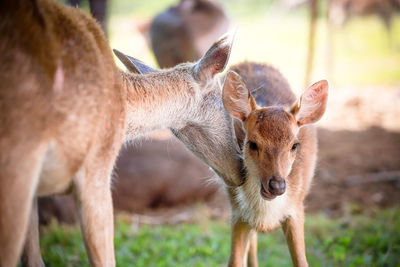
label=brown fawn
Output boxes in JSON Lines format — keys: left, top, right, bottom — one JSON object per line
{"left": 120, "top": 59, "right": 328, "bottom": 266}
{"left": 0, "top": 0, "right": 243, "bottom": 266}
{"left": 222, "top": 62, "right": 328, "bottom": 267}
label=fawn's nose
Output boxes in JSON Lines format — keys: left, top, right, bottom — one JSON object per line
{"left": 268, "top": 176, "right": 286, "bottom": 196}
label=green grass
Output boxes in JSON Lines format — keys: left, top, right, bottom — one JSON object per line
{"left": 39, "top": 207, "right": 400, "bottom": 266}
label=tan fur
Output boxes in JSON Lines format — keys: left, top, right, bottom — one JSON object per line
{"left": 222, "top": 62, "right": 328, "bottom": 267}
{"left": 0, "top": 1, "right": 239, "bottom": 266}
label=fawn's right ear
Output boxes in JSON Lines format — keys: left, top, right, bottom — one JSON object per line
{"left": 222, "top": 71, "right": 257, "bottom": 121}
{"left": 113, "top": 49, "right": 158, "bottom": 74}
{"left": 290, "top": 80, "right": 328, "bottom": 127}
{"left": 194, "top": 31, "right": 234, "bottom": 80}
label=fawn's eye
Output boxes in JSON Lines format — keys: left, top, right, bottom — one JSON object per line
{"left": 248, "top": 141, "right": 258, "bottom": 151}
{"left": 291, "top": 142, "right": 300, "bottom": 152}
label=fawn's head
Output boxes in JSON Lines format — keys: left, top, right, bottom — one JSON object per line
{"left": 223, "top": 71, "right": 328, "bottom": 199}
{"left": 114, "top": 33, "right": 245, "bottom": 187}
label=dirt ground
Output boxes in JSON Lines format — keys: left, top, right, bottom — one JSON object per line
{"left": 39, "top": 86, "right": 400, "bottom": 223}
{"left": 306, "top": 86, "right": 400, "bottom": 215}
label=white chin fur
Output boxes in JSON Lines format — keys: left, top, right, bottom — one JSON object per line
{"left": 233, "top": 181, "right": 295, "bottom": 232}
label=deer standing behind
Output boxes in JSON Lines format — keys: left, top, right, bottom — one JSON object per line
{"left": 150, "top": 0, "right": 230, "bottom": 68}
{"left": 0, "top": 0, "right": 242, "bottom": 265}
{"left": 222, "top": 62, "right": 328, "bottom": 266}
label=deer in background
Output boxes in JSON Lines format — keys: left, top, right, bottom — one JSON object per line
{"left": 0, "top": 0, "right": 242, "bottom": 265}
{"left": 126, "top": 57, "right": 328, "bottom": 266}
{"left": 149, "top": 0, "right": 230, "bottom": 68}
{"left": 305, "top": 0, "right": 400, "bottom": 85}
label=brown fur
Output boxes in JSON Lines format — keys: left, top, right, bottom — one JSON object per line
{"left": 222, "top": 62, "right": 328, "bottom": 267}
{"left": 0, "top": 1, "right": 239, "bottom": 266}
{"left": 150, "top": 0, "right": 230, "bottom": 68}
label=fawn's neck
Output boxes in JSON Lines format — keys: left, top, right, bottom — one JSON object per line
{"left": 121, "top": 71, "right": 195, "bottom": 140}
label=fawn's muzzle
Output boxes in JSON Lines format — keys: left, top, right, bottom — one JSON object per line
{"left": 268, "top": 177, "right": 286, "bottom": 196}
{"left": 260, "top": 176, "right": 286, "bottom": 199}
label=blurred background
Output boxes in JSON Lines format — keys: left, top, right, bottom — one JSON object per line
{"left": 40, "top": 0, "right": 400, "bottom": 266}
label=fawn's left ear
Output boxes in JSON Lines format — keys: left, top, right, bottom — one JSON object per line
{"left": 290, "top": 80, "right": 329, "bottom": 126}
{"left": 113, "top": 49, "right": 158, "bottom": 74}
{"left": 222, "top": 71, "right": 257, "bottom": 121}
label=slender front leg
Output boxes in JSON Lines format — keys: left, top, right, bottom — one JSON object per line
{"left": 246, "top": 231, "right": 258, "bottom": 267}
{"left": 228, "top": 218, "right": 253, "bottom": 267}
{"left": 74, "top": 167, "right": 115, "bottom": 267}
{"left": 21, "top": 198, "right": 45, "bottom": 267}
{"left": 0, "top": 142, "right": 47, "bottom": 267}
{"left": 281, "top": 209, "right": 308, "bottom": 267}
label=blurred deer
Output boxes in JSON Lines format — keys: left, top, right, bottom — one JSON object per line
{"left": 328, "top": 0, "right": 400, "bottom": 30}
{"left": 149, "top": 0, "right": 230, "bottom": 68}
{"left": 305, "top": 0, "right": 400, "bottom": 85}
{"left": 128, "top": 58, "right": 328, "bottom": 266}
{"left": 0, "top": 0, "right": 242, "bottom": 265}
{"left": 68, "top": 0, "right": 108, "bottom": 35}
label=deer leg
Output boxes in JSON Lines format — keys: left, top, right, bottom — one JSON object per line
{"left": 246, "top": 230, "right": 258, "bottom": 267}
{"left": 228, "top": 218, "right": 253, "bottom": 267}
{"left": 281, "top": 210, "right": 308, "bottom": 267}
{"left": 21, "top": 198, "right": 45, "bottom": 267}
{"left": 0, "top": 142, "right": 47, "bottom": 267}
{"left": 73, "top": 164, "right": 115, "bottom": 267}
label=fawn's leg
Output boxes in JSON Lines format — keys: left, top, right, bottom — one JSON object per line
{"left": 281, "top": 209, "right": 308, "bottom": 267}
{"left": 21, "top": 198, "right": 45, "bottom": 267}
{"left": 246, "top": 231, "right": 258, "bottom": 267}
{"left": 0, "top": 142, "right": 47, "bottom": 267}
{"left": 228, "top": 218, "right": 253, "bottom": 267}
{"left": 73, "top": 163, "right": 115, "bottom": 267}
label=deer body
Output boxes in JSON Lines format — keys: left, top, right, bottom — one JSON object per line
{"left": 0, "top": 0, "right": 241, "bottom": 266}
{"left": 221, "top": 62, "right": 328, "bottom": 267}
{"left": 228, "top": 62, "right": 316, "bottom": 231}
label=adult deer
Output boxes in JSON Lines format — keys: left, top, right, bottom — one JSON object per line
{"left": 0, "top": 0, "right": 241, "bottom": 265}
{"left": 125, "top": 58, "right": 328, "bottom": 266}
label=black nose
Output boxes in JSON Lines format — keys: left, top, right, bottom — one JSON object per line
{"left": 268, "top": 177, "right": 286, "bottom": 196}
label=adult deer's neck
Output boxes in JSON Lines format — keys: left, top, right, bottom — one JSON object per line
{"left": 120, "top": 71, "right": 194, "bottom": 140}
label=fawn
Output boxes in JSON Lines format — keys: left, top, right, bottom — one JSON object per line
{"left": 221, "top": 62, "right": 328, "bottom": 266}
{"left": 0, "top": 0, "right": 242, "bottom": 265}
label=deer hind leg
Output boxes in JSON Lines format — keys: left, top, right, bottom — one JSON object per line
{"left": 21, "top": 198, "right": 45, "bottom": 267}
{"left": 281, "top": 209, "right": 308, "bottom": 267}
{"left": 228, "top": 218, "right": 253, "bottom": 267}
{"left": 0, "top": 141, "right": 47, "bottom": 267}
{"left": 73, "top": 158, "right": 116, "bottom": 267}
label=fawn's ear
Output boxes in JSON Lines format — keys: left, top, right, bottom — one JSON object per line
{"left": 113, "top": 49, "right": 158, "bottom": 74}
{"left": 194, "top": 31, "right": 234, "bottom": 80}
{"left": 290, "top": 80, "right": 328, "bottom": 126}
{"left": 222, "top": 71, "right": 257, "bottom": 121}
